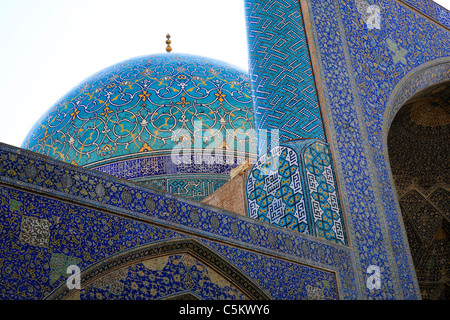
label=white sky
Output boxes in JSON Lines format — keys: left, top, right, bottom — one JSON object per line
{"left": 0, "top": 0, "right": 449, "bottom": 148}
{"left": 0, "top": 0, "right": 249, "bottom": 147}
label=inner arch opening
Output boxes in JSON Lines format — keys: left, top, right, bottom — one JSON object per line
{"left": 388, "top": 81, "right": 450, "bottom": 300}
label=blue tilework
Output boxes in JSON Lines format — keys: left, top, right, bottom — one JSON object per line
{"left": 0, "top": 184, "right": 185, "bottom": 299}
{"left": 79, "top": 254, "right": 249, "bottom": 300}
{"left": 401, "top": 0, "right": 437, "bottom": 18}
{"left": 0, "top": 143, "right": 358, "bottom": 299}
{"left": 246, "top": 140, "right": 346, "bottom": 245}
{"left": 244, "top": 0, "right": 325, "bottom": 151}
{"left": 92, "top": 154, "right": 251, "bottom": 201}
{"left": 340, "top": 0, "right": 449, "bottom": 300}
{"left": 21, "top": 53, "right": 257, "bottom": 201}
{"left": 301, "top": 141, "right": 346, "bottom": 245}
{"left": 308, "top": 0, "right": 400, "bottom": 300}
{"left": 435, "top": 2, "right": 450, "bottom": 28}
{"left": 92, "top": 155, "right": 250, "bottom": 179}
{"left": 386, "top": 61, "right": 450, "bottom": 132}
{"left": 22, "top": 54, "right": 255, "bottom": 165}
{"left": 343, "top": 0, "right": 450, "bottom": 151}
{"left": 400, "top": 0, "right": 450, "bottom": 28}
{"left": 246, "top": 145, "right": 309, "bottom": 234}
{"left": 200, "top": 239, "right": 340, "bottom": 300}
{"left": 306, "top": 0, "right": 450, "bottom": 299}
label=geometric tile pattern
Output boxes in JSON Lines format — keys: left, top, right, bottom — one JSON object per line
{"left": 244, "top": 0, "right": 325, "bottom": 152}
{"left": 246, "top": 145, "right": 309, "bottom": 234}
{"left": 303, "top": 141, "right": 346, "bottom": 245}
{"left": 246, "top": 140, "right": 346, "bottom": 245}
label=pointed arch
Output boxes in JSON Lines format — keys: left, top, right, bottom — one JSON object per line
{"left": 383, "top": 57, "right": 450, "bottom": 148}
{"left": 45, "top": 238, "right": 271, "bottom": 300}
{"left": 384, "top": 58, "right": 450, "bottom": 299}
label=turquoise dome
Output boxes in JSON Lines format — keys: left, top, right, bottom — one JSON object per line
{"left": 22, "top": 53, "right": 257, "bottom": 201}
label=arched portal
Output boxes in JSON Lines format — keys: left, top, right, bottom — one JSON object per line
{"left": 387, "top": 81, "right": 449, "bottom": 300}
{"left": 45, "top": 238, "right": 271, "bottom": 300}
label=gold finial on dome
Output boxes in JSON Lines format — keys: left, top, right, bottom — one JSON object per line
{"left": 165, "top": 34, "right": 172, "bottom": 53}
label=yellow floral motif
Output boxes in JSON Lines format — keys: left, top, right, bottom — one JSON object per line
{"left": 100, "top": 106, "right": 113, "bottom": 117}
{"left": 70, "top": 108, "right": 80, "bottom": 120}
{"left": 102, "top": 144, "right": 112, "bottom": 152}
{"left": 215, "top": 91, "right": 226, "bottom": 103}
{"left": 139, "top": 142, "right": 153, "bottom": 152}
{"left": 176, "top": 96, "right": 191, "bottom": 108}
{"left": 138, "top": 91, "right": 151, "bottom": 101}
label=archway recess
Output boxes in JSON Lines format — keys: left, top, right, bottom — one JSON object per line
{"left": 387, "top": 80, "right": 449, "bottom": 300}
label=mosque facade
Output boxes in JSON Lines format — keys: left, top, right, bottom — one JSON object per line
{"left": 0, "top": 0, "right": 449, "bottom": 300}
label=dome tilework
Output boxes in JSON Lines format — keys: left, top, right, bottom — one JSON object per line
{"left": 22, "top": 53, "right": 257, "bottom": 201}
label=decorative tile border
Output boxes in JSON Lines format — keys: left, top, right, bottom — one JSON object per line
{"left": 384, "top": 58, "right": 450, "bottom": 139}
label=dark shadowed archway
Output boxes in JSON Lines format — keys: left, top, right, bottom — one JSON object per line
{"left": 388, "top": 81, "right": 449, "bottom": 300}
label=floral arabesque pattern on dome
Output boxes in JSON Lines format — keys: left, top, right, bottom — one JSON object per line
{"left": 22, "top": 54, "right": 257, "bottom": 201}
